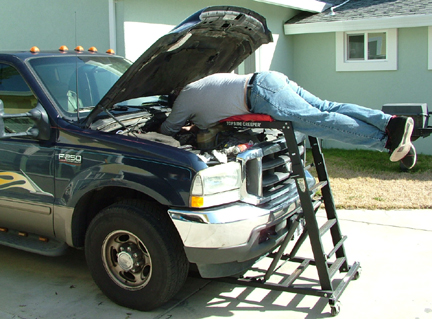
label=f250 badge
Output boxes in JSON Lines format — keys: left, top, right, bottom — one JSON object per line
{"left": 59, "top": 153, "right": 82, "bottom": 165}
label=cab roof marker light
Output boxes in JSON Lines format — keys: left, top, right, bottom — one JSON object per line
{"left": 59, "top": 45, "right": 69, "bottom": 52}
{"left": 88, "top": 46, "right": 98, "bottom": 53}
{"left": 106, "top": 48, "right": 115, "bottom": 54}
{"left": 75, "top": 46, "right": 84, "bottom": 52}
{"left": 30, "top": 46, "right": 40, "bottom": 54}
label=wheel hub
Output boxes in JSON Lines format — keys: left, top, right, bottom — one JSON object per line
{"left": 117, "top": 243, "right": 144, "bottom": 273}
{"left": 102, "top": 230, "right": 152, "bottom": 290}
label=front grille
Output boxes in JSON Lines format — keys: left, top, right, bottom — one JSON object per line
{"left": 238, "top": 138, "right": 305, "bottom": 205}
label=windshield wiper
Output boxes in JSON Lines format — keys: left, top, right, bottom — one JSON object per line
{"left": 111, "top": 104, "right": 129, "bottom": 111}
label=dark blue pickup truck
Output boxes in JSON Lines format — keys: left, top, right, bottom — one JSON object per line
{"left": 0, "top": 6, "right": 314, "bottom": 311}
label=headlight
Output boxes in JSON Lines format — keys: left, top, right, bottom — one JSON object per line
{"left": 190, "top": 162, "right": 241, "bottom": 208}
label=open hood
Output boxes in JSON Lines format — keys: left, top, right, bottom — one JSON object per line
{"left": 85, "top": 6, "right": 272, "bottom": 126}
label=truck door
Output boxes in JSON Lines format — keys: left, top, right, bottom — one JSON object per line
{"left": 0, "top": 62, "right": 55, "bottom": 237}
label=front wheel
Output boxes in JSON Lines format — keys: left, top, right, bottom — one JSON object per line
{"left": 85, "top": 200, "right": 189, "bottom": 311}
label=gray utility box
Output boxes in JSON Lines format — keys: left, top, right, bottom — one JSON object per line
{"left": 382, "top": 103, "right": 430, "bottom": 140}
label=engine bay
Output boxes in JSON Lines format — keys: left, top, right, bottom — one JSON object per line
{"left": 92, "top": 100, "right": 284, "bottom": 165}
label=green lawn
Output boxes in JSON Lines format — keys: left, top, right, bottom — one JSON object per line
{"left": 308, "top": 148, "right": 432, "bottom": 174}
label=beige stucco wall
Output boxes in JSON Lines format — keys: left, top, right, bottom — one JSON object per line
{"left": 0, "top": 0, "right": 111, "bottom": 52}
{"left": 117, "top": 0, "right": 297, "bottom": 75}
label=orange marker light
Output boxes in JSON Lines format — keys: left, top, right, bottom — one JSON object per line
{"left": 106, "top": 48, "right": 115, "bottom": 54}
{"left": 39, "top": 236, "right": 49, "bottom": 242}
{"left": 59, "top": 45, "right": 69, "bottom": 52}
{"left": 190, "top": 196, "right": 204, "bottom": 208}
{"left": 88, "top": 46, "right": 98, "bottom": 53}
{"left": 75, "top": 46, "right": 84, "bottom": 52}
{"left": 30, "top": 46, "right": 40, "bottom": 53}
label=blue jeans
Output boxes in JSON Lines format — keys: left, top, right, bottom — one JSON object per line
{"left": 249, "top": 71, "right": 391, "bottom": 151}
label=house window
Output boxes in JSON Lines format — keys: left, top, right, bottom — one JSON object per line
{"left": 347, "top": 32, "right": 386, "bottom": 60}
{"left": 336, "top": 29, "right": 397, "bottom": 71}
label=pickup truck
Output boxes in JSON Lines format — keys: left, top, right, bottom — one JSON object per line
{"left": 0, "top": 6, "right": 315, "bottom": 311}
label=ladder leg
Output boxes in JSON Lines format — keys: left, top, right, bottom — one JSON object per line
{"left": 309, "top": 137, "right": 349, "bottom": 272}
{"left": 264, "top": 216, "right": 301, "bottom": 281}
{"left": 282, "top": 124, "right": 333, "bottom": 291}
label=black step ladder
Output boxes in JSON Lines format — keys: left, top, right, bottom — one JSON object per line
{"left": 220, "top": 118, "right": 361, "bottom": 316}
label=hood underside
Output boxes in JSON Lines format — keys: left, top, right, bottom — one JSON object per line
{"left": 86, "top": 6, "right": 272, "bottom": 126}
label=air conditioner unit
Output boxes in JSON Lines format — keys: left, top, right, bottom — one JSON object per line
{"left": 382, "top": 103, "right": 430, "bottom": 140}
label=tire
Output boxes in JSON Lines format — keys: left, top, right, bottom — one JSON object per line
{"left": 85, "top": 200, "right": 189, "bottom": 311}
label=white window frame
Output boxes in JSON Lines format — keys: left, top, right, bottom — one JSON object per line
{"left": 428, "top": 26, "right": 432, "bottom": 70}
{"left": 336, "top": 29, "right": 398, "bottom": 72}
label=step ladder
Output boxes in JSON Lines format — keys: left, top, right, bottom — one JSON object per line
{"left": 220, "top": 116, "right": 361, "bottom": 316}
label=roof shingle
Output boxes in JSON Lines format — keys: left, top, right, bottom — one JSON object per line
{"left": 287, "top": 0, "right": 432, "bottom": 25}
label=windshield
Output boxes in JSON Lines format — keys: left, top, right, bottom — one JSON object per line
{"left": 29, "top": 55, "right": 131, "bottom": 119}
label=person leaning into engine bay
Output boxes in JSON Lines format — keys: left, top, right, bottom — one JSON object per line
{"left": 159, "top": 71, "right": 416, "bottom": 169}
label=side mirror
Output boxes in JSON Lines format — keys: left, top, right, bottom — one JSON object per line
{"left": 0, "top": 99, "right": 51, "bottom": 140}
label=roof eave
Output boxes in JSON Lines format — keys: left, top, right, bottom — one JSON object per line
{"left": 284, "top": 14, "right": 432, "bottom": 35}
{"left": 252, "top": 0, "right": 331, "bottom": 13}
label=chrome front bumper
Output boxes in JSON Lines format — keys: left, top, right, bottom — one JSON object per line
{"left": 168, "top": 186, "right": 303, "bottom": 278}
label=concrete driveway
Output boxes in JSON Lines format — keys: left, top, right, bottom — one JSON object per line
{"left": 1, "top": 209, "right": 431, "bottom": 319}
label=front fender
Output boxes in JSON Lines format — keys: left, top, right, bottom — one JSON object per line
{"left": 57, "top": 160, "right": 194, "bottom": 208}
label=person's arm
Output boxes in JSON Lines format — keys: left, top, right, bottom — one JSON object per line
{"left": 159, "top": 101, "right": 192, "bottom": 136}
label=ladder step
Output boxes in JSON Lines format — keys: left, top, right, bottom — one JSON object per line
{"left": 290, "top": 198, "right": 322, "bottom": 216}
{"left": 319, "top": 218, "right": 337, "bottom": 237}
{"left": 327, "top": 235, "right": 348, "bottom": 259}
{"left": 328, "top": 257, "right": 346, "bottom": 279}
{"left": 309, "top": 181, "right": 327, "bottom": 193}
{"left": 280, "top": 259, "right": 310, "bottom": 287}
{"left": 313, "top": 199, "right": 322, "bottom": 212}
